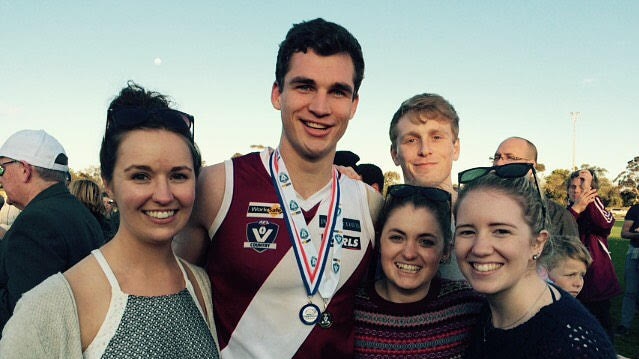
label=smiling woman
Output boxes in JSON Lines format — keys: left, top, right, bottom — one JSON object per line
{"left": 453, "top": 171, "right": 616, "bottom": 358}
{"left": 353, "top": 184, "right": 484, "bottom": 358}
{"left": 0, "top": 82, "right": 219, "bottom": 358}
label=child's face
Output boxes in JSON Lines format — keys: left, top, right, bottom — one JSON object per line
{"left": 547, "top": 258, "right": 587, "bottom": 297}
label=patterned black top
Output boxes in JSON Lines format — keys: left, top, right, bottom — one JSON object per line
{"left": 101, "top": 290, "right": 218, "bottom": 358}
{"left": 467, "top": 285, "right": 616, "bottom": 359}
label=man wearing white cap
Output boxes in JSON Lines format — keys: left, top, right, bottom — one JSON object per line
{"left": 0, "top": 129, "right": 104, "bottom": 331}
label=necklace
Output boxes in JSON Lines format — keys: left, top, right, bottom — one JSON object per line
{"left": 500, "top": 283, "right": 548, "bottom": 329}
{"left": 483, "top": 283, "right": 549, "bottom": 342}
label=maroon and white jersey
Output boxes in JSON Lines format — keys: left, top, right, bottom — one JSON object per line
{"left": 206, "top": 150, "right": 375, "bottom": 359}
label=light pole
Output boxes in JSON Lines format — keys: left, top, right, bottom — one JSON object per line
{"left": 570, "top": 111, "right": 580, "bottom": 170}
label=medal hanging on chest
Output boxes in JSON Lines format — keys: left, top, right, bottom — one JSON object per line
{"left": 269, "top": 149, "right": 344, "bottom": 327}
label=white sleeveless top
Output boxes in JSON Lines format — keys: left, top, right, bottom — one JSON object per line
{"left": 83, "top": 249, "right": 218, "bottom": 359}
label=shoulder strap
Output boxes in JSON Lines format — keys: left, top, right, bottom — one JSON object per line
{"left": 91, "top": 249, "right": 122, "bottom": 292}
{"left": 175, "top": 256, "right": 206, "bottom": 318}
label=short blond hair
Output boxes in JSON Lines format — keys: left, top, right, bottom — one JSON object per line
{"left": 539, "top": 235, "right": 592, "bottom": 271}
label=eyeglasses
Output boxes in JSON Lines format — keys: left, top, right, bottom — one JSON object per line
{"left": 489, "top": 153, "right": 531, "bottom": 163}
{"left": 387, "top": 184, "right": 451, "bottom": 205}
{"left": 0, "top": 160, "right": 20, "bottom": 176}
{"left": 106, "top": 108, "right": 195, "bottom": 141}
{"left": 458, "top": 163, "right": 546, "bottom": 223}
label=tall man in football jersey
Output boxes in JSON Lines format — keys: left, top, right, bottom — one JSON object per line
{"left": 174, "top": 18, "right": 382, "bottom": 358}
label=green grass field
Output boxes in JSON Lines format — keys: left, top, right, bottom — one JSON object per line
{"left": 609, "top": 220, "right": 638, "bottom": 358}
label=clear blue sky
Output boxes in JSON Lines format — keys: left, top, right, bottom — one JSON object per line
{"left": 1, "top": 1, "right": 637, "bottom": 183}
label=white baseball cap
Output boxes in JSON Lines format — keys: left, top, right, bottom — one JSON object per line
{"left": 0, "top": 129, "right": 69, "bottom": 172}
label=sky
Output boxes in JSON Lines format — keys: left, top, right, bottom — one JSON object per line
{"left": 1, "top": 1, "right": 637, "bottom": 184}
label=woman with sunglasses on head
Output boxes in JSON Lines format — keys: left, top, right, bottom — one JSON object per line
{"left": 567, "top": 169, "right": 621, "bottom": 341}
{"left": 354, "top": 185, "right": 484, "bottom": 358}
{"left": 0, "top": 82, "right": 219, "bottom": 358}
{"left": 454, "top": 167, "right": 615, "bottom": 358}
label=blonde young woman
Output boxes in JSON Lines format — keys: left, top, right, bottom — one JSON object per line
{"left": 454, "top": 164, "right": 615, "bottom": 358}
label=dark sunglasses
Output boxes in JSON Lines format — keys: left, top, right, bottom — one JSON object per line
{"left": 0, "top": 159, "right": 21, "bottom": 176}
{"left": 458, "top": 163, "right": 535, "bottom": 184}
{"left": 387, "top": 184, "right": 451, "bottom": 204}
{"left": 106, "top": 108, "right": 195, "bottom": 141}
{"left": 458, "top": 163, "right": 546, "bottom": 222}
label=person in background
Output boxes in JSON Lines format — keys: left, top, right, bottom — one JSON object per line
{"left": 68, "top": 179, "right": 117, "bottom": 242}
{"left": 102, "top": 192, "right": 116, "bottom": 217}
{"left": 174, "top": 18, "right": 382, "bottom": 358}
{"left": 356, "top": 163, "right": 384, "bottom": 193}
{"left": 491, "top": 136, "right": 578, "bottom": 237}
{"left": 354, "top": 184, "right": 483, "bottom": 358}
{"left": 538, "top": 235, "right": 592, "bottom": 297}
{"left": 0, "top": 82, "right": 219, "bottom": 357}
{"left": 388, "top": 92, "right": 463, "bottom": 280}
{"left": 454, "top": 166, "right": 615, "bottom": 358}
{"left": 0, "top": 129, "right": 104, "bottom": 331}
{"left": 616, "top": 202, "right": 639, "bottom": 336}
{"left": 567, "top": 169, "right": 621, "bottom": 341}
{"left": 0, "top": 198, "right": 21, "bottom": 236}
{"left": 0, "top": 196, "right": 4, "bottom": 239}
{"left": 333, "top": 150, "right": 360, "bottom": 169}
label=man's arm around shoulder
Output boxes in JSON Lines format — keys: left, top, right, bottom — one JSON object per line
{"left": 174, "top": 162, "right": 226, "bottom": 266}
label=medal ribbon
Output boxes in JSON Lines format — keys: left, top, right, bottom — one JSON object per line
{"left": 269, "top": 149, "right": 343, "bottom": 298}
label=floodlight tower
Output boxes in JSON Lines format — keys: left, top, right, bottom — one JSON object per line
{"left": 570, "top": 111, "right": 580, "bottom": 170}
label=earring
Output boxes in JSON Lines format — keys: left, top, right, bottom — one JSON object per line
{"left": 532, "top": 254, "right": 539, "bottom": 260}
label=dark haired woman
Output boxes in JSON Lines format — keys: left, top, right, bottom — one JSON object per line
{"left": 0, "top": 82, "right": 219, "bottom": 358}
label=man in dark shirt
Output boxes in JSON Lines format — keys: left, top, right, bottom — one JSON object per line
{"left": 0, "top": 129, "right": 104, "bottom": 331}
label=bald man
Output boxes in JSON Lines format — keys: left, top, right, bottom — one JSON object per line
{"left": 492, "top": 136, "right": 579, "bottom": 237}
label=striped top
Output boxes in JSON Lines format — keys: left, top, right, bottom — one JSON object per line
{"left": 354, "top": 277, "right": 484, "bottom": 359}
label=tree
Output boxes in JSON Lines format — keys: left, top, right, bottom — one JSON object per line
{"left": 70, "top": 166, "right": 104, "bottom": 187}
{"left": 620, "top": 190, "right": 638, "bottom": 207}
{"left": 543, "top": 169, "right": 571, "bottom": 205}
{"left": 614, "top": 155, "right": 639, "bottom": 196}
{"left": 596, "top": 176, "right": 622, "bottom": 207}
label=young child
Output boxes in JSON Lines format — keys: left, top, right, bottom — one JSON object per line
{"left": 539, "top": 235, "right": 593, "bottom": 297}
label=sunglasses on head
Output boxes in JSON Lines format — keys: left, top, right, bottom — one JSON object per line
{"left": 458, "top": 163, "right": 546, "bottom": 223}
{"left": 458, "top": 163, "right": 535, "bottom": 184}
{"left": 387, "top": 184, "right": 451, "bottom": 204}
{"left": 106, "top": 108, "right": 195, "bottom": 141}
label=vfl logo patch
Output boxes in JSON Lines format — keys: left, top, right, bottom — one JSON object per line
{"left": 245, "top": 220, "right": 279, "bottom": 253}
{"left": 246, "top": 202, "right": 283, "bottom": 218}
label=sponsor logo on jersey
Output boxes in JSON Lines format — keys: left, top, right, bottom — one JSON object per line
{"left": 246, "top": 202, "right": 284, "bottom": 218}
{"left": 340, "top": 235, "right": 361, "bottom": 250}
{"left": 245, "top": 220, "right": 279, "bottom": 252}
{"left": 319, "top": 215, "right": 362, "bottom": 250}
{"left": 319, "top": 215, "right": 361, "bottom": 232}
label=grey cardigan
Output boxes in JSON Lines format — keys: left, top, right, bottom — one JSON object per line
{"left": 0, "top": 259, "right": 218, "bottom": 358}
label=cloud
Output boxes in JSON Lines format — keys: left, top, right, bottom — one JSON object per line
{"left": 581, "top": 78, "right": 596, "bottom": 86}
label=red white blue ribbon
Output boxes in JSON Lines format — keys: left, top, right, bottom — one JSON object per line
{"left": 269, "top": 149, "right": 343, "bottom": 298}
